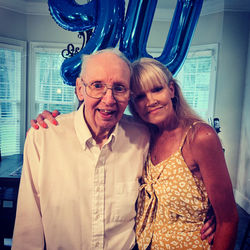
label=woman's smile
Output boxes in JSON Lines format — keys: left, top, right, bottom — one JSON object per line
{"left": 147, "top": 106, "right": 164, "bottom": 115}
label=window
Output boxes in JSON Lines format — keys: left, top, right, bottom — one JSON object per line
{"left": 148, "top": 44, "right": 218, "bottom": 120}
{"left": 176, "top": 45, "right": 218, "bottom": 120}
{"left": 0, "top": 37, "right": 26, "bottom": 156}
{"left": 28, "top": 42, "right": 77, "bottom": 123}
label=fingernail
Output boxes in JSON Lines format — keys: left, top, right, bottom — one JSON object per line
{"left": 52, "top": 112, "right": 57, "bottom": 117}
{"left": 53, "top": 120, "right": 58, "bottom": 125}
{"left": 35, "top": 124, "right": 39, "bottom": 129}
{"left": 42, "top": 123, "right": 47, "bottom": 128}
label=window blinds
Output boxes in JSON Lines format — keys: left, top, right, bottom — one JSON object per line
{"left": 34, "top": 49, "right": 76, "bottom": 115}
{"left": 0, "top": 46, "right": 22, "bottom": 156}
{"left": 177, "top": 49, "right": 214, "bottom": 119}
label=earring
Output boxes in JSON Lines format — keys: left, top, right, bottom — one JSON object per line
{"left": 171, "top": 96, "right": 178, "bottom": 104}
{"left": 171, "top": 96, "right": 178, "bottom": 110}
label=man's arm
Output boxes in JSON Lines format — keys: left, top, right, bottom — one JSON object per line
{"left": 12, "top": 131, "right": 45, "bottom": 250}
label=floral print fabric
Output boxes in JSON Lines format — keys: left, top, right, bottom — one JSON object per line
{"left": 136, "top": 123, "right": 211, "bottom": 250}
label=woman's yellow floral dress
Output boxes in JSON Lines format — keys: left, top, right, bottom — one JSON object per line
{"left": 136, "top": 123, "right": 211, "bottom": 249}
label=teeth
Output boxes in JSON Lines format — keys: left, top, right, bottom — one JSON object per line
{"left": 100, "top": 109, "right": 114, "bottom": 114}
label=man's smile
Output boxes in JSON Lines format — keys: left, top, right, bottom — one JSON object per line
{"left": 97, "top": 108, "right": 117, "bottom": 117}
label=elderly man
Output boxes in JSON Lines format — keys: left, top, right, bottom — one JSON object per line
{"left": 12, "top": 49, "right": 150, "bottom": 249}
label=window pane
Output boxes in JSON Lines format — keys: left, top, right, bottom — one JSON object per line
{"left": 176, "top": 52, "right": 213, "bottom": 119}
{"left": 35, "top": 50, "right": 76, "bottom": 115}
{"left": 0, "top": 47, "right": 21, "bottom": 156}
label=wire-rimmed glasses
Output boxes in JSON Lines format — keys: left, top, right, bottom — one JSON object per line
{"left": 82, "top": 81, "right": 130, "bottom": 102}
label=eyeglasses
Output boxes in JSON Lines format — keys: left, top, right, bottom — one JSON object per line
{"left": 82, "top": 81, "right": 130, "bottom": 102}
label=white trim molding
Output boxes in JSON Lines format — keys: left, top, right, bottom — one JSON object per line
{"left": 0, "top": 0, "right": 249, "bottom": 18}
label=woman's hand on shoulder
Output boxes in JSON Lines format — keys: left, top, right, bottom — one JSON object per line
{"left": 30, "top": 110, "right": 60, "bottom": 130}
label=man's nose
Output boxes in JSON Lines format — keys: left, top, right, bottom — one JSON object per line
{"left": 102, "top": 88, "right": 116, "bottom": 104}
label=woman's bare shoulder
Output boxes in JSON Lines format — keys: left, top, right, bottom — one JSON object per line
{"left": 190, "top": 122, "right": 222, "bottom": 153}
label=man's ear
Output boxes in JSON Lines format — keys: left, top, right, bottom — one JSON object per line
{"left": 169, "top": 81, "right": 175, "bottom": 98}
{"left": 75, "top": 77, "right": 85, "bottom": 101}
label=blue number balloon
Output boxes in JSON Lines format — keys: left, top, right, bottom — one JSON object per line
{"left": 48, "top": 0, "right": 97, "bottom": 31}
{"left": 48, "top": 0, "right": 203, "bottom": 85}
{"left": 119, "top": 0, "right": 158, "bottom": 61}
{"left": 156, "top": 0, "right": 203, "bottom": 75}
{"left": 121, "top": 0, "right": 203, "bottom": 75}
{"left": 48, "top": 0, "right": 125, "bottom": 85}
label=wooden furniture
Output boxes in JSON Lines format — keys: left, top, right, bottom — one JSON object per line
{"left": 0, "top": 154, "right": 22, "bottom": 249}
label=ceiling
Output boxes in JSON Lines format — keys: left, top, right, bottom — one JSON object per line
{"left": 0, "top": 0, "right": 250, "bottom": 17}
{"left": 21, "top": 0, "right": 250, "bottom": 9}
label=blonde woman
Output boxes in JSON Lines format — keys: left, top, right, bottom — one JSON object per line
{"left": 128, "top": 58, "right": 238, "bottom": 249}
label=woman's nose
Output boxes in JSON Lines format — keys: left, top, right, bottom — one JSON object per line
{"left": 146, "top": 93, "right": 157, "bottom": 106}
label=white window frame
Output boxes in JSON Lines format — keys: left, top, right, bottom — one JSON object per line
{"left": 28, "top": 42, "right": 78, "bottom": 125}
{"left": 0, "top": 36, "right": 27, "bottom": 155}
{"left": 148, "top": 44, "right": 218, "bottom": 120}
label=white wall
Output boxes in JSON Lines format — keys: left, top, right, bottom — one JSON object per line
{"left": 26, "top": 14, "right": 80, "bottom": 43}
{"left": 0, "top": 8, "right": 26, "bottom": 40}
{"left": 0, "top": 8, "right": 80, "bottom": 44}
{"left": 236, "top": 26, "right": 250, "bottom": 213}
{"left": 215, "top": 11, "right": 249, "bottom": 186}
{"left": 0, "top": 5, "right": 250, "bottom": 211}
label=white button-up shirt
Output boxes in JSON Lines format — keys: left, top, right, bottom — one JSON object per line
{"left": 12, "top": 104, "right": 149, "bottom": 250}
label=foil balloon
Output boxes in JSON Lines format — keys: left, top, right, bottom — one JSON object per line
{"left": 121, "top": 0, "right": 203, "bottom": 75}
{"left": 48, "top": 0, "right": 125, "bottom": 85}
{"left": 155, "top": 0, "right": 204, "bottom": 75}
{"left": 48, "top": 0, "right": 97, "bottom": 32}
{"left": 119, "top": 0, "right": 157, "bottom": 61}
{"left": 48, "top": 0, "right": 203, "bottom": 85}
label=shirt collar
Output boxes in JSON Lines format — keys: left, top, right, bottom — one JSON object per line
{"left": 74, "top": 103, "right": 118, "bottom": 151}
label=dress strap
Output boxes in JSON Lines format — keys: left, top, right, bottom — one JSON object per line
{"left": 179, "top": 121, "right": 205, "bottom": 150}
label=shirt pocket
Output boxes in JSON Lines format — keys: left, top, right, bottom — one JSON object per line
{"left": 111, "top": 181, "right": 140, "bottom": 222}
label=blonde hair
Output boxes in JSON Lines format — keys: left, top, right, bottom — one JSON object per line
{"left": 129, "top": 57, "right": 203, "bottom": 129}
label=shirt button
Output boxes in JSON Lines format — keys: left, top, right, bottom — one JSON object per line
{"left": 96, "top": 214, "right": 99, "bottom": 220}
{"left": 96, "top": 186, "right": 100, "bottom": 192}
{"left": 95, "top": 242, "right": 100, "bottom": 247}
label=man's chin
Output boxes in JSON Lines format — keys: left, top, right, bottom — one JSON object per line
{"left": 98, "top": 120, "right": 117, "bottom": 131}
{"left": 95, "top": 111, "right": 124, "bottom": 132}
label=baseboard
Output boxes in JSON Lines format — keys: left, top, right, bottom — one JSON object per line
{"left": 234, "top": 189, "right": 250, "bottom": 214}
